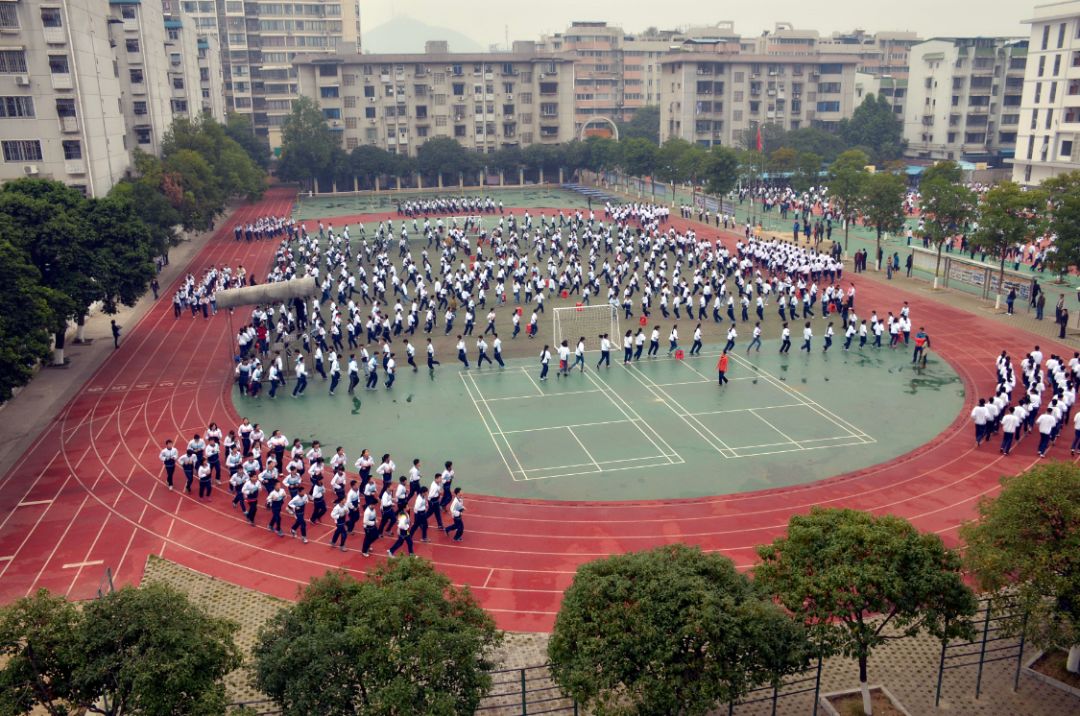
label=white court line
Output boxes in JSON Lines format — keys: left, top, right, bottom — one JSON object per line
{"left": 728, "top": 352, "right": 874, "bottom": 442}
{"left": 520, "top": 367, "right": 545, "bottom": 396}
{"left": 465, "top": 371, "right": 530, "bottom": 481}
{"left": 747, "top": 408, "right": 802, "bottom": 449}
{"left": 679, "top": 359, "right": 713, "bottom": 383}
{"left": 730, "top": 438, "right": 871, "bottom": 459}
{"left": 61, "top": 559, "right": 104, "bottom": 570}
{"left": 0, "top": 556, "right": 12, "bottom": 562}
{"left": 567, "top": 427, "right": 602, "bottom": 472}
{"left": 622, "top": 363, "right": 735, "bottom": 459}
{"left": 497, "top": 418, "right": 637, "bottom": 435}
{"left": 654, "top": 377, "right": 756, "bottom": 387}
{"left": 514, "top": 454, "right": 671, "bottom": 476}
{"left": 476, "top": 388, "right": 602, "bottom": 402}
{"left": 459, "top": 373, "right": 519, "bottom": 481}
{"left": 689, "top": 403, "right": 805, "bottom": 416}
{"left": 583, "top": 369, "right": 683, "bottom": 464}
{"left": 17, "top": 499, "right": 54, "bottom": 507}
{"left": 520, "top": 458, "right": 676, "bottom": 481}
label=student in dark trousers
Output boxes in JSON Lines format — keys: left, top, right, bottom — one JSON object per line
{"left": 241, "top": 474, "right": 260, "bottom": 526}
{"left": 288, "top": 487, "right": 310, "bottom": 543}
{"left": 329, "top": 497, "right": 349, "bottom": 552}
{"left": 179, "top": 449, "right": 196, "bottom": 492}
{"left": 444, "top": 487, "right": 465, "bottom": 541}
{"left": 111, "top": 320, "right": 121, "bottom": 348}
{"left": 360, "top": 504, "right": 379, "bottom": 557}
{"left": 411, "top": 486, "right": 431, "bottom": 542}
{"left": 160, "top": 439, "right": 178, "bottom": 491}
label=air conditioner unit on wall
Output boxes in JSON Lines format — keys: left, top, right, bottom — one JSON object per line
{"left": 24, "top": 165, "right": 39, "bottom": 175}
{"left": 15, "top": 75, "right": 29, "bottom": 86}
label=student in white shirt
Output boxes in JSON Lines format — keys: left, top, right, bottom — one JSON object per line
{"left": 159, "top": 440, "right": 178, "bottom": 490}
{"left": 690, "top": 324, "right": 704, "bottom": 356}
{"left": 747, "top": 323, "right": 762, "bottom": 353}
{"left": 1036, "top": 409, "right": 1058, "bottom": 457}
{"left": 288, "top": 487, "right": 310, "bottom": 543}
{"left": 360, "top": 503, "right": 379, "bottom": 557}
{"left": 557, "top": 340, "right": 571, "bottom": 376}
{"left": 387, "top": 510, "right": 414, "bottom": 557}
{"left": 329, "top": 497, "right": 349, "bottom": 551}
{"left": 444, "top": 487, "right": 465, "bottom": 541}
{"left": 540, "top": 345, "right": 552, "bottom": 380}
{"left": 597, "top": 334, "right": 612, "bottom": 367}
{"left": 1000, "top": 407, "right": 1021, "bottom": 456}
{"left": 779, "top": 323, "right": 791, "bottom": 353}
{"left": 970, "top": 398, "right": 989, "bottom": 446}
{"left": 800, "top": 322, "right": 813, "bottom": 352}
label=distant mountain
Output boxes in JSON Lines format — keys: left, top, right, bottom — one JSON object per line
{"left": 362, "top": 16, "right": 484, "bottom": 54}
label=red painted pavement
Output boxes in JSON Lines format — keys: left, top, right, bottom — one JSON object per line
{"left": 0, "top": 190, "right": 1072, "bottom": 632}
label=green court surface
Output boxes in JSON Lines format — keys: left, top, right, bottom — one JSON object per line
{"left": 293, "top": 187, "right": 591, "bottom": 220}
{"left": 234, "top": 343, "right": 964, "bottom": 501}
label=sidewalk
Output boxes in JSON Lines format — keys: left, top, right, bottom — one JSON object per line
{"left": 0, "top": 215, "right": 233, "bottom": 479}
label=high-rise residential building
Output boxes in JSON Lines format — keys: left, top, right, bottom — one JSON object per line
{"left": 162, "top": 11, "right": 225, "bottom": 122}
{"left": 171, "top": 0, "right": 360, "bottom": 152}
{"left": 109, "top": 0, "right": 175, "bottom": 156}
{"left": 0, "top": 0, "right": 131, "bottom": 195}
{"left": 1011, "top": 1, "right": 1080, "bottom": 185}
{"left": 537, "top": 21, "right": 706, "bottom": 135}
{"left": 293, "top": 41, "right": 576, "bottom": 159}
{"left": 196, "top": 33, "right": 226, "bottom": 120}
{"left": 659, "top": 28, "right": 861, "bottom": 148}
{"left": 903, "top": 37, "right": 1027, "bottom": 165}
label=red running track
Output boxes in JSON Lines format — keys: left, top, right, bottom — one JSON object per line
{"left": 0, "top": 189, "right": 1074, "bottom": 632}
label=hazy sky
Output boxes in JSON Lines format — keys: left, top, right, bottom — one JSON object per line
{"left": 363, "top": 0, "right": 1030, "bottom": 47}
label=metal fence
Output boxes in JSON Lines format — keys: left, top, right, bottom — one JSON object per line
{"left": 727, "top": 656, "right": 823, "bottom": 716}
{"left": 475, "top": 665, "right": 578, "bottom": 715}
{"left": 934, "top": 596, "right": 1028, "bottom": 707}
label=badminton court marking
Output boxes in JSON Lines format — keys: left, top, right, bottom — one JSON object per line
{"left": 460, "top": 368, "right": 683, "bottom": 482}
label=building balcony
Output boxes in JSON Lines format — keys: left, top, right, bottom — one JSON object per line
{"left": 59, "top": 116, "right": 79, "bottom": 133}
{"left": 51, "top": 73, "right": 73, "bottom": 90}
{"left": 65, "top": 160, "right": 86, "bottom": 175}
{"left": 122, "top": 18, "right": 138, "bottom": 33}
{"left": 43, "top": 26, "right": 66, "bottom": 44}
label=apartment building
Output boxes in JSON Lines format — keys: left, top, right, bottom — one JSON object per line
{"left": 172, "top": 0, "right": 360, "bottom": 151}
{"left": 162, "top": 12, "right": 224, "bottom": 121}
{"left": 1011, "top": 1, "right": 1080, "bottom": 185}
{"left": 0, "top": 0, "right": 131, "bottom": 195}
{"left": 294, "top": 42, "right": 576, "bottom": 157}
{"left": 108, "top": 0, "right": 176, "bottom": 156}
{"left": 903, "top": 37, "right": 1027, "bottom": 165}
{"left": 195, "top": 33, "right": 225, "bottom": 120}
{"left": 659, "top": 33, "right": 860, "bottom": 148}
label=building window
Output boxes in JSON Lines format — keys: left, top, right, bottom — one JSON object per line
{"left": 121, "top": 7, "right": 136, "bottom": 19}
{"left": 363, "top": 85, "right": 375, "bottom": 97}
{"left": 0, "top": 50, "right": 27, "bottom": 73}
{"left": 343, "top": 96, "right": 356, "bottom": 108}
{"left": 40, "top": 7, "right": 62, "bottom": 28}
{"left": 816, "top": 101, "right": 841, "bottom": 112}
{"left": 0, "top": 3, "right": 18, "bottom": 29}
{"left": 323, "top": 108, "right": 341, "bottom": 120}
{"left": 364, "top": 107, "right": 375, "bottom": 118}
{"left": 49, "top": 55, "right": 70, "bottom": 74}
{"left": 346, "top": 137, "right": 357, "bottom": 149}
{"left": 135, "top": 127, "right": 152, "bottom": 144}
{"left": 56, "top": 98, "right": 75, "bottom": 117}
{"left": 320, "top": 86, "right": 339, "bottom": 98}
{"left": 171, "top": 99, "right": 188, "bottom": 113}
{"left": 172, "top": 77, "right": 184, "bottom": 90}
{"left": 62, "top": 140, "right": 81, "bottom": 160}
{"left": 133, "top": 101, "right": 147, "bottom": 115}
{"left": 1042, "top": 24, "right": 1051, "bottom": 50}
{"left": 2, "top": 140, "right": 43, "bottom": 162}
{"left": 319, "top": 64, "right": 338, "bottom": 77}
{"left": 0, "top": 96, "right": 34, "bottom": 118}
{"left": 1054, "top": 54, "right": 1062, "bottom": 76}
{"left": 130, "top": 68, "right": 144, "bottom": 84}
{"left": 1039, "top": 56, "right": 1046, "bottom": 77}
{"left": 1059, "top": 23, "right": 1067, "bottom": 48}
{"left": 1062, "top": 140, "right": 1074, "bottom": 157}
{"left": 126, "top": 39, "right": 140, "bottom": 53}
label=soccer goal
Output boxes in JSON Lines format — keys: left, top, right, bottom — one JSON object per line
{"left": 448, "top": 215, "right": 484, "bottom": 235}
{"left": 553, "top": 304, "right": 620, "bottom": 350}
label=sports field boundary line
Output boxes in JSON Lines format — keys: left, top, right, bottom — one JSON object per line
{"left": 581, "top": 369, "right": 683, "bottom": 464}
{"left": 495, "top": 417, "right": 641, "bottom": 435}
{"left": 459, "top": 372, "right": 520, "bottom": 481}
{"left": 622, "top": 363, "right": 737, "bottom": 459}
{"left": 566, "top": 427, "right": 602, "bottom": 472}
{"left": 727, "top": 352, "right": 875, "bottom": 443}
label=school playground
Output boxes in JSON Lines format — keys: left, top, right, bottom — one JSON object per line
{"left": 0, "top": 186, "right": 1072, "bottom": 632}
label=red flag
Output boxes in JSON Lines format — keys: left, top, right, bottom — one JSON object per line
{"left": 756, "top": 125, "right": 763, "bottom": 153}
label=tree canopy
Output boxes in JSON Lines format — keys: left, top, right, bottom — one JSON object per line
{"left": 961, "top": 462, "right": 1080, "bottom": 672}
{"left": 254, "top": 561, "right": 499, "bottom": 716}
{"left": 277, "top": 96, "right": 339, "bottom": 187}
{"left": 1040, "top": 171, "right": 1080, "bottom": 278}
{"left": 839, "top": 94, "right": 906, "bottom": 163}
{"left": 549, "top": 545, "right": 810, "bottom": 716}
{"left": 756, "top": 508, "right": 976, "bottom": 715}
{"left": 616, "top": 105, "right": 660, "bottom": 144}
{"left": 827, "top": 149, "right": 870, "bottom": 249}
{"left": 0, "top": 583, "right": 240, "bottom": 716}
{"left": 919, "top": 161, "right": 977, "bottom": 279}
{"left": 971, "top": 182, "right": 1046, "bottom": 298}
{"left": 859, "top": 171, "right": 908, "bottom": 266}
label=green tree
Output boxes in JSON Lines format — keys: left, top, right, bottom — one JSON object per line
{"left": 584, "top": 136, "right": 621, "bottom": 172}
{"left": 0, "top": 235, "right": 59, "bottom": 403}
{"left": 839, "top": 94, "right": 906, "bottom": 162}
{"left": 416, "top": 137, "right": 476, "bottom": 186}
{"left": 616, "top": 105, "right": 660, "bottom": 144}
{"left": 618, "top": 137, "right": 658, "bottom": 178}
{"left": 962, "top": 463, "right": 1080, "bottom": 673}
{"left": 1040, "top": 171, "right": 1080, "bottom": 280}
{"left": 756, "top": 508, "right": 976, "bottom": 716}
{"left": 919, "top": 161, "right": 976, "bottom": 285}
{"left": 254, "top": 562, "right": 499, "bottom": 716}
{"left": 163, "top": 115, "right": 265, "bottom": 203}
{"left": 703, "top": 145, "right": 740, "bottom": 197}
{"left": 768, "top": 147, "right": 798, "bottom": 176}
{"left": 858, "top": 171, "right": 908, "bottom": 269}
{"left": 224, "top": 112, "right": 271, "bottom": 169}
{"left": 109, "top": 151, "right": 183, "bottom": 254}
{"left": 350, "top": 144, "right": 397, "bottom": 189}
{"left": 549, "top": 545, "right": 810, "bottom": 716}
{"left": 277, "top": 96, "right": 338, "bottom": 188}
{"left": 162, "top": 148, "right": 224, "bottom": 232}
{"left": 971, "top": 182, "right": 1046, "bottom": 308}
{"left": 0, "top": 590, "right": 79, "bottom": 716}
{"left": 790, "top": 152, "right": 823, "bottom": 193}
{"left": 781, "top": 127, "right": 848, "bottom": 163}
{"left": 827, "top": 149, "right": 870, "bottom": 252}
{"left": 71, "top": 582, "right": 240, "bottom": 716}
{"left": 655, "top": 138, "right": 693, "bottom": 185}
{"left": 0, "top": 584, "right": 240, "bottom": 716}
